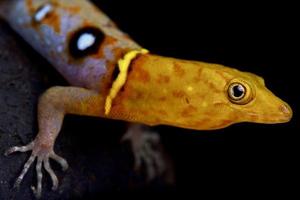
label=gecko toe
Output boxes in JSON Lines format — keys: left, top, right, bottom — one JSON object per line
{"left": 133, "top": 151, "right": 142, "bottom": 171}
{"left": 13, "top": 153, "right": 36, "bottom": 188}
{"left": 32, "top": 157, "right": 43, "bottom": 199}
{"left": 144, "top": 144, "right": 165, "bottom": 175}
{"left": 7, "top": 140, "right": 68, "bottom": 198}
{"left": 4, "top": 142, "right": 34, "bottom": 156}
{"left": 140, "top": 150, "right": 156, "bottom": 181}
{"left": 50, "top": 153, "right": 69, "bottom": 171}
{"left": 43, "top": 158, "right": 59, "bottom": 191}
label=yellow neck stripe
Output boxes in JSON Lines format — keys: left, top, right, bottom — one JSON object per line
{"left": 104, "top": 49, "right": 149, "bottom": 115}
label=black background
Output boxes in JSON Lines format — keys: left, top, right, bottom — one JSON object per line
{"left": 0, "top": 0, "right": 298, "bottom": 199}
{"left": 95, "top": 0, "right": 298, "bottom": 195}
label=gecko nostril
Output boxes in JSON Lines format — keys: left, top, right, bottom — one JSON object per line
{"left": 279, "top": 103, "right": 292, "bottom": 118}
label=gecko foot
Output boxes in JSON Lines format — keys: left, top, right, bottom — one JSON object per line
{"left": 5, "top": 139, "right": 68, "bottom": 199}
{"left": 122, "top": 124, "right": 166, "bottom": 181}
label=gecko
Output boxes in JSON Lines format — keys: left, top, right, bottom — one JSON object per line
{"left": 0, "top": 0, "right": 293, "bottom": 198}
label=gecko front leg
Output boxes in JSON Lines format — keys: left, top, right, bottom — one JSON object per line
{"left": 5, "top": 86, "right": 104, "bottom": 198}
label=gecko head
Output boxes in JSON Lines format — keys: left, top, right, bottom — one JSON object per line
{"left": 218, "top": 70, "right": 293, "bottom": 126}
{"left": 109, "top": 54, "right": 292, "bottom": 130}
{"left": 178, "top": 63, "right": 293, "bottom": 130}
{"left": 180, "top": 64, "right": 293, "bottom": 130}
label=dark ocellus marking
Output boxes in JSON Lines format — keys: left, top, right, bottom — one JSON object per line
{"left": 69, "top": 27, "right": 104, "bottom": 58}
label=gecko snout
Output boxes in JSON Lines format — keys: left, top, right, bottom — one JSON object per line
{"left": 278, "top": 103, "right": 293, "bottom": 122}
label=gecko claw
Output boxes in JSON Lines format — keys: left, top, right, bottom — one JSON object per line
{"left": 31, "top": 185, "right": 42, "bottom": 199}
{"left": 5, "top": 139, "right": 68, "bottom": 198}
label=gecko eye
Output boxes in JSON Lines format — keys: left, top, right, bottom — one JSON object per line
{"left": 227, "top": 81, "right": 254, "bottom": 105}
{"left": 229, "top": 83, "right": 245, "bottom": 100}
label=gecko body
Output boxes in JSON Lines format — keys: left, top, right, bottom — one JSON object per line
{"left": 0, "top": 0, "right": 292, "bottom": 198}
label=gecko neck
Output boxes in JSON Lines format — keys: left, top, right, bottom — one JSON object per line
{"left": 104, "top": 49, "right": 149, "bottom": 115}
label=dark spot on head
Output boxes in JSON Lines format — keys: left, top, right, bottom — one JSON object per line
{"left": 159, "top": 96, "right": 167, "bottom": 101}
{"left": 172, "top": 90, "right": 186, "bottom": 98}
{"left": 156, "top": 74, "right": 170, "bottom": 84}
{"left": 181, "top": 105, "right": 197, "bottom": 118}
{"left": 185, "top": 97, "right": 190, "bottom": 104}
{"left": 173, "top": 62, "right": 185, "bottom": 77}
{"left": 69, "top": 27, "right": 104, "bottom": 58}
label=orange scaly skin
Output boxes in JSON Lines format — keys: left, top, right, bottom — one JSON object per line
{"left": 0, "top": 0, "right": 292, "bottom": 198}
{"left": 108, "top": 54, "right": 292, "bottom": 129}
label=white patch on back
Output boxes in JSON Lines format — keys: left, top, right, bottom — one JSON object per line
{"left": 77, "top": 33, "right": 96, "bottom": 51}
{"left": 34, "top": 3, "right": 53, "bottom": 22}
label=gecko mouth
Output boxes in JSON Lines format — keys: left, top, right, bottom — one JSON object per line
{"left": 248, "top": 103, "right": 293, "bottom": 124}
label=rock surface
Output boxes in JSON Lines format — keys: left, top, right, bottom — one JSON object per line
{"left": 0, "top": 19, "right": 172, "bottom": 200}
